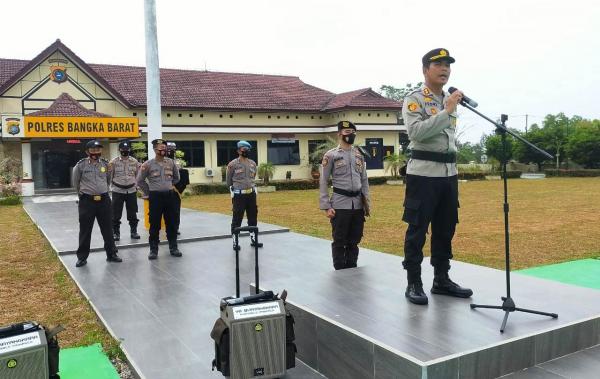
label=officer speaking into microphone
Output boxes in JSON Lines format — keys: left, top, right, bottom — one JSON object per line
{"left": 401, "top": 48, "right": 472, "bottom": 305}
{"left": 226, "top": 140, "right": 262, "bottom": 249}
{"left": 166, "top": 141, "right": 190, "bottom": 235}
{"left": 319, "top": 121, "right": 370, "bottom": 270}
{"left": 137, "top": 139, "right": 182, "bottom": 259}
{"left": 72, "top": 140, "right": 122, "bottom": 267}
{"left": 109, "top": 140, "right": 141, "bottom": 241}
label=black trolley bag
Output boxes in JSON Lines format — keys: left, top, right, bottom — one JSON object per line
{"left": 211, "top": 226, "right": 296, "bottom": 378}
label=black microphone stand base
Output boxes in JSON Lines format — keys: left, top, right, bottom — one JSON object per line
{"left": 471, "top": 297, "right": 558, "bottom": 333}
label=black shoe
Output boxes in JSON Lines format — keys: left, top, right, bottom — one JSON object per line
{"left": 431, "top": 275, "right": 473, "bottom": 298}
{"left": 169, "top": 248, "right": 182, "bottom": 257}
{"left": 75, "top": 259, "right": 87, "bottom": 267}
{"left": 130, "top": 226, "right": 140, "bottom": 240}
{"left": 405, "top": 283, "right": 428, "bottom": 305}
{"left": 177, "top": 230, "right": 181, "bottom": 235}
{"left": 106, "top": 253, "right": 123, "bottom": 263}
{"left": 148, "top": 248, "right": 158, "bottom": 260}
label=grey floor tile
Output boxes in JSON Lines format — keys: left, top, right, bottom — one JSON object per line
{"left": 500, "top": 366, "right": 566, "bottom": 378}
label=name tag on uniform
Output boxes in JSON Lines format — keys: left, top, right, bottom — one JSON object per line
{"left": 93, "top": 195, "right": 102, "bottom": 201}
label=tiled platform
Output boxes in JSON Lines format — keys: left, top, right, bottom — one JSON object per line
{"left": 24, "top": 198, "right": 600, "bottom": 379}
{"left": 23, "top": 197, "right": 288, "bottom": 255}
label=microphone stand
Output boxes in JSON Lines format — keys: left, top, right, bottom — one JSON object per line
{"left": 459, "top": 105, "right": 558, "bottom": 333}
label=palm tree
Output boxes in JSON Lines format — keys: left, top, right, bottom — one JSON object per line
{"left": 257, "top": 162, "right": 275, "bottom": 185}
{"left": 384, "top": 153, "right": 405, "bottom": 178}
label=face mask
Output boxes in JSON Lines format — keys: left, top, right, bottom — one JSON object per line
{"left": 240, "top": 150, "right": 249, "bottom": 158}
{"left": 89, "top": 153, "right": 101, "bottom": 160}
{"left": 342, "top": 133, "right": 356, "bottom": 145}
{"left": 120, "top": 150, "right": 130, "bottom": 157}
{"left": 157, "top": 150, "right": 167, "bottom": 157}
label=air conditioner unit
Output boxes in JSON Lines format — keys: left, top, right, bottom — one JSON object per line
{"left": 205, "top": 168, "right": 215, "bottom": 177}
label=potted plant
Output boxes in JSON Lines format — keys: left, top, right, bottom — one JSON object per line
{"left": 257, "top": 162, "right": 276, "bottom": 192}
{"left": 384, "top": 153, "right": 406, "bottom": 185}
{"left": 308, "top": 137, "right": 337, "bottom": 180}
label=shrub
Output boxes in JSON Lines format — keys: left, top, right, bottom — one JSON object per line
{"left": 188, "top": 183, "right": 230, "bottom": 195}
{"left": 544, "top": 169, "right": 600, "bottom": 177}
{"left": 274, "top": 179, "right": 319, "bottom": 191}
{"left": 0, "top": 195, "right": 22, "bottom": 206}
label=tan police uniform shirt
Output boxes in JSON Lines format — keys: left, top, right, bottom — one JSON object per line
{"left": 319, "top": 145, "right": 370, "bottom": 210}
{"left": 136, "top": 158, "right": 180, "bottom": 196}
{"left": 402, "top": 86, "right": 458, "bottom": 177}
{"left": 226, "top": 158, "right": 257, "bottom": 190}
{"left": 72, "top": 158, "right": 111, "bottom": 195}
{"left": 109, "top": 156, "right": 141, "bottom": 194}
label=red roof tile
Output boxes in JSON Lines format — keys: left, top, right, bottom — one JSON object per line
{"left": 29, "top": 93, "right": 109, "bottom": 117}
{"left": 0, "top": 41, "right": 402, "bottom": 112}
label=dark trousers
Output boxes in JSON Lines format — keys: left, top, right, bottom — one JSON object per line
{"left": 77, "top": 194, "right": 117, "bottom": 261}
{"left": 149, "top": 190, "right": 178, "bottom": 247}
{"left": 112, "top": 192, "right": 138, "bottom": 230}
{"left": 231, "top": 192, "right": 258, "bottom": 234}
{"left": 330, "top": 209, "right": 365, "bottom": 270}
{"left": 173, "top": 190, "right": 182, "bottom": 231}
{"left": 402, "top": 174, "right": 459, "bottom": 284}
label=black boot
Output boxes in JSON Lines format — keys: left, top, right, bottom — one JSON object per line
{"left": 130, "top": 224, "right": 140, "bottom": 239}
{"left": 431, "top": 273, "right": 473, "bottom": 298}
{"left": 169, "top": 242, "right": 182, "bottom": 257}
{"left": 113, "top": 226, "right": 120, "bottom": 242}
{"left": 107, "top": 251, "right": 122, "bottom": 263}
{"left": 148, "top": 243, "right": 158, "bottom": 260}
{"left": 405, "top": 283, "right": 428, "bottom": 305}
{"left": 75, "top": 259, "right": 87, "bottom": 267}
{"left": 250, "top": 234, "right": 263, "bottom": 248}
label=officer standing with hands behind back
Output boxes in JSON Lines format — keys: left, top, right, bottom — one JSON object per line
{"left": 72, "top": 140, "right": 122, "bottom": 267}
{"left": 401, "top": 48, "right": 472, "bottom": 305}
{"left": 319, "top": 121, "right": 370, "bottom": 270}
{"left": 109, "top": 140, "right": 141, "bottom": 241}
{"left": 226, "top": 140, "right": 262, "bottom": 250}
{"left": 137, "top": 139, "right": 182, "bottom": 260}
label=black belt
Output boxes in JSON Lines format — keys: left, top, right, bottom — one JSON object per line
{"left": 411, "top": 150, "right": 456, "bottom": 163}
{"left": 112, "top": 181, "right": 135, "bottom": 189}
{"left": 80, "top": 193, "right": 109, "bottom": 201}
{"left": 333, "top": 187, "right": 361, "bottom": 197}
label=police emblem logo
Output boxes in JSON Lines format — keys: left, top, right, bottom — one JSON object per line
{"left": 423, "top": 87, "right": 431, "bottom": 96}
{"left": 254, "top": 323, "right": 263, "bottom": 332}
{"left": 321, "top": 155, "right": 329, "bottom": 167}
{"left": 407, "top": 103, "right": 418, "bottom": 112}
{"left": 424, "top": 97, "right": 433, "bottom": 102}
{"left": 430, "top": 108, "right": 438, "bottom": 115}
{"left": 48, "top": 58, "right": 68, "bottom": 83}
{"left": 440, "top": 49, "right": 447, "bottom": 56}
{"left": 7, "top": 359, "right": 17, "bottom": 369}
{"left": 6, "top": 117, "right": 21, "bottom": 135}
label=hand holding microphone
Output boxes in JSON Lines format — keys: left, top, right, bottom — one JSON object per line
{"left": 446, "top": 90, "right": 463, "bottom": 113}
{"left": 448, "top": 86, "right": 478, "bottom": 109}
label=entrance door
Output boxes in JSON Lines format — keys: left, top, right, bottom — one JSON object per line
{"left": 364, "top": 138, "right": 384, "bottom": 169}
{"left": 45, "top": 152, "right": 71, "bottom": 188}
{"left": 32, "top": 140, "right": 87, "bottom": 189}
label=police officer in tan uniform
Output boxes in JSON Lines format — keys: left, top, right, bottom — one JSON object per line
{"left": 72, "top": 140, "right": 122, "bottom": 267}
{"left": 226, "top": 140, "right": 262, "bottom": 249}
{"left": 109, "top": 140, "right": 141, "bottom": 241}
{"left": 319, "top": 121, "right": 370, "bottom": 270}
{"left": 402, "top": 48, "right": 472, "bottom": 304}
{"left": 137, "top": 139, "right": 182, "bottom": 259}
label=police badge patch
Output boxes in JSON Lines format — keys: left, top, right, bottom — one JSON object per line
{"left": 408, "top": 103, "right": 418, "bottom": 112}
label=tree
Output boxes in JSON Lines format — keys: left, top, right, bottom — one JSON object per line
{"left": 484, "top": 132, "right": 515, "bottom": 166}
{"left": 456, "top": 141, "right": 485, "bottom": 164}
{"left": 512, "top": 124, "right": 547, "bottom": 170}
{"left": 379, "top": 82, "right": 423, "bottom": 101}
{"left": 384, "top": 153, "right": 405, "bottom": 178}
{"left": 131, "top": 141, "right": 148, "bottom": 162}
{"left": 566, "top": 120, "right": 600, "bottom": 168}
{"left": 539, "top": 113, "right": 571, "bottom": 169}
{"left": 308, "top": 137, "right": 337, "bottom": 172}
{"left": 257, "top": 162, "right": 275, "bottom": 185}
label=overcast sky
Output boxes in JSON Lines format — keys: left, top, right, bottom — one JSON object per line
{"left": 2, "top": 0, "right": 599, "bottom": 142}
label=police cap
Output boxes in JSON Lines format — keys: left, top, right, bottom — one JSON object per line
{"left": 166, "top": 141, "right": 177, "bottom": 151}
{"left": 422, "top": 48, "right": 455, "bottom": 66}
{"left": 237, "top": 140, "right": 252, "bottom": 150}
{"left": 118, "top": 140, "right": 131, "bottom": 150}
{"left": 337, "top": 121, "right": 356, "bottom": 132}
{"left": 151, "top": 138, "right": 166, "bottom": 148}
{"left": 85, "top": 140, "right": 103, "bottom": 149}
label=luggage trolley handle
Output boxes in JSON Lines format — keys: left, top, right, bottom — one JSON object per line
{"left": 232, "top": 226, "right": 260, "bottom": 298}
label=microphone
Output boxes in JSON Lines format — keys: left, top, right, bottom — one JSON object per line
{"left": 448, "top": 87, "right": 478, "bottom": 108}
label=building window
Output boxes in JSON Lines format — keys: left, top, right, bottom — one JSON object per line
{"left": 358, "top": 113, "right": 362, "bottom": 116}
{"left": 295, "top": 115, "right": 299, "bottom": 119}
{"left": 277, "top": 115, "right": 281, "bottom": 119}
{"left": 286, "top": 115, "right": 290, "bottom": 119}
{"left": 200, "top": 114, "right": 204, "bottom": 118}
{"left": 189, "top": 113, "right": 193, "bottom": 117}
{"left": 219, "top": 114, "right": 223, "bottom": 118}
{"left": 311, "top": 115, "right": 314, "bottom": 119}
{"left": 249, "top": 115, "right": 253, "bottom": 119}
{"left": 178, "top": 113, "right": 182, "bottom": 117}
{"left": 267, "top": 140, "right": 300, "bottom": 165}
{"left": 176, "top": 141, "right": 206, "bottom": 167}
{"left": 167, "top": 113, "right": 171, "bottom": 117}
{"left": 268, "top": 115, "right": 272, "bottom": 119}
{"left": 217, "top": 140, "right": 258, "bottom": 166}
{"left": 133, "top": 112, "right": 137, "bottom": 116}
{"left": 229, "top": 114, "right": 233, "bottom": 118}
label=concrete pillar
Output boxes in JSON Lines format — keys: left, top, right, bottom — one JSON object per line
{"left": 21, "top": 140, "right": 34, "bottom": 196}
{"left": 144, "top": 0, "right": 162, "bottom": 159}
{"left": 109, "top": 141, "right": 119, "bottom": 160}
